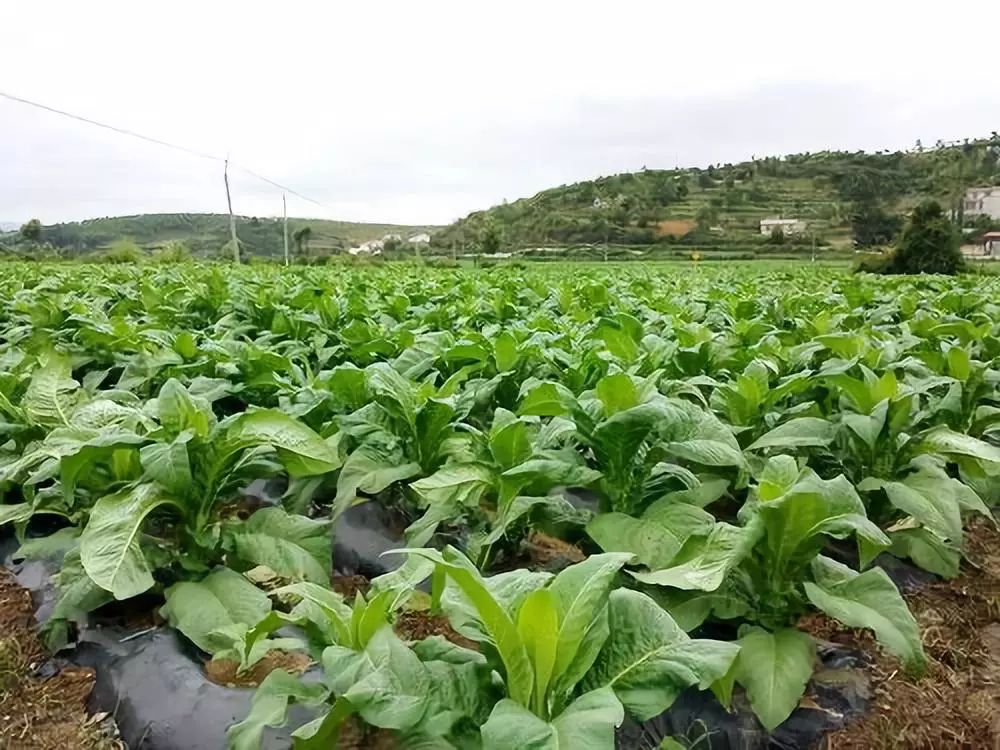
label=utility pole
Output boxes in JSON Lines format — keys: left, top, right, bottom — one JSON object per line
{"left": 282, "top": 193, "right": 290, "bottom": 266}
{"left": 224, "top": 158, "right": 240, "bottom": 263}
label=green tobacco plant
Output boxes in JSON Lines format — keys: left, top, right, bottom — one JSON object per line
{"left": 822, "top": 366, "right": 997, "bottom": 576}
{"left": 327, "top": 361, "right": 503, "bottom": 522}
{"left": 403, "top": 406, "right": 600, "bottom": 566}
{"left": 519, "top": 372, "right": 746, "bottom": 515}
{"left": 399, "top": 547, "right": 739, "bottom": 749}
{"left": 10, "top": 377, "right": 343, "bottom": 642}
{"left": 227, "top": 560, "right": 494, "bottom": 750}
{"left": 589, "top": 455, "right": 925, "bottom": 731}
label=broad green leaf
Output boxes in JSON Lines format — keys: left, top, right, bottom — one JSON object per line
{"left": 160, "top": 569, "right": 271, "bottom": 653}
{"left": 480, "top": 688, "right": 624, "bottom": 750}
{"left": 656, "top": 478, "right": 730, "bottom": 508}
{"left": 157, "top": 378, "right": 215, "bottom": 437}
{"left": 439, "top": 566, "right": 553, "bottom": 642}
{"left": 332, "top": 440, "right": 420, "bottom": 521}
{"left": 140, "top": 431, "right": 194, "bottom": 494}
{"left": 0, "top": 503, "right": 34, "bottom": 526}
{"left": 755, "top": 455, "right": 800, "bottom": 501}
{"left": 80, "top": 483, "right": 180, "bottom": 599}
{"left": 489, "top": 409, "right": 533, "bottom": 469}
{"left": 499, "top": 457, "right": 602, "bottom": 508}
{"left": 400, "top": 546, "right": 536, "bottom": 708}
{"left": 804, "top": 556, "right": 926, "bottom": 675}
{"left": 547, "top": 553, "right": 633, "bottom": 695}
{"left": 407, "top": 463, "right": 495, "bottom": 546}
{"left": 919, "top": 426, "right": 1000, "bottom": 467}
{"left": 842, "top": 401, "right": 888, "bottom": 451}
{"left": 859, "top": 475, "right": 962, "bottom": 547}
{"left": 345, "top": 632, "right": 431, "bottom": 729}
{"left": 227, "top": 507, "right": 331, "bottom": 583}
{"left": 757, "top": 468, "right": 889, "bottom": 574}
{"left": 734, "top": 626, "right": 814, "bottom": 732}
{"left": 228, "top": 409, "right": 341, "bottom": 477}
{"left": 517, "top": 588, "right": 560, "bottom": 717}
{"left": 518, "top": 381, "right": 575, "bottom": 417}
{"left": 631, "top": 522, "right": 758, "bottom": 591}
{"left": 587, "top": 503, "right": 713, "bottom": 570}
{"left": 747, "top": 418, "right": 836, "bottom": 451}
{"left": 289, "top": 698, "right": 355, "bottom": 749}
{"left": 14, "top": 527, "right": 81, "bottom": 560}
{"left": 226, "top": 669, "right": 330, "bottom": 750}
{"left": 667, "top": 439, "right": 746, "bottom": 468}
{"left": 367, "top": 361, "right": 420, "bottom": 428}
{"left": 494, "top": 331, "right": 520, "bottom": 372}
{"left": 584, "top": 589, "right": 739, "bottom": 720}
{"left": 24, "top": 353, "right": 81, "bottom": 428}
{"left": 43, "top": 548, "right": 113, "bottom": 650}
{"left": 890, "top": 527, "right": 961, "bottom": 578}
{"left": 594, "top": 373, "right": 639, "bottom": 417}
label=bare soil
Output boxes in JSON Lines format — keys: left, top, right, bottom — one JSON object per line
{"left": 338, "top": 719, "right": 397, "bottom": 750}
{"left": 817, "top": 518, "right": 1000, "bottom": 749}
{"left": 393, "top": 610, "right": 478, "bottom": 650}
{"left": 0, "top": 568, "right": 121, "bottom": 750}
{"left": 332, "top": 574, "right": 371, "bottom": 600}
{"left": 493, "top": 531, "right": 587, "bottom": 573}
{"left": 204, "top": 649, "right": 312, "bottom": 688}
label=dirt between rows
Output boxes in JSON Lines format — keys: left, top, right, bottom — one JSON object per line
{"left": 816, "top": 518, "right": 1000, "bottom": 749}
{"left": 0, "top": 568, "right": 120, "bottom": 750}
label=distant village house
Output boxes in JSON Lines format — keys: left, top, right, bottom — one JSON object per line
{"left": 407, "top": 233, "right": 432, "bottom": 245}
{"left": 760, "top": 218, "right": 807, "bottom": 236}
{"left": 962, "top": 231, "right": 1000, "bottom": 259}
{"left": 963, "top": 187, "right": 1000, "bottom": 219}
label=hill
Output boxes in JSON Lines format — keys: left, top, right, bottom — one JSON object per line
{"left": 432, "top": 136, "right": 1000, "bottom": 255}
{"left": 1, "top": 213, "right": 439, "bottom": 258}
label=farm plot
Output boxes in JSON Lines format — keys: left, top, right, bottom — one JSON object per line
{"left": 0, "top": 261, "right": 998, "bottom": 749}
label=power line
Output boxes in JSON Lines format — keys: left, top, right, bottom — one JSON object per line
{"left": 0, "top": 89, "right": 335, "bottom": 213}
{"left": 0, "top": 90, "right": 221, "bottom": 163}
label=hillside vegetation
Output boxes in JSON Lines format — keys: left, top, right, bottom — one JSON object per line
{"left": 433, "top": 136, "right": 1000, "bottom": 254}
{"left": 2, "top": 213, "right": 438, "bottom": 258}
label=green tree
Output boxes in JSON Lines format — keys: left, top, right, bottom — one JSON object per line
{"left": 103, "top": 238, "right": 144, "bottom": 264}
{"left": 850, "top": 203, "right": 902, "bottom": 248}
{"left": 891, "top": 201, "right": 963, "bottom": 275}
{"left": 292, "top": 226, "right": 313, "bottom": 258}
{"left": 20, "top": 219, "right": 42, "bottom": 244}
{"left": 695, "top": 206, "right": 719, "bottom": 231}
{"left": 479, "top": 218, "right": 503, "bottom": 255}
{"left": 154, "top": 240, "right": 191, "bottom": 263}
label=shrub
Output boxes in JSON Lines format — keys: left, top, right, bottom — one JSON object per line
{"left": 892, "top": 201, "right": 964, "bottom": 275}
{"left": 852, "top": 252, "right": 894, "bottom": 274}
{"left": 102, "top": 239, "right": 144, "bottom": 264}
{"left": 153, "top": 241, "right": 192, "bottom": 263}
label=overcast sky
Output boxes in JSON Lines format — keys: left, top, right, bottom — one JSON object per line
{"left": 2, "top": 1, "right": 999, "bottom": 226}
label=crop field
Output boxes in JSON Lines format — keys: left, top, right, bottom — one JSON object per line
{"left": 1, "top": 261, "right": 999, "bottom": 749}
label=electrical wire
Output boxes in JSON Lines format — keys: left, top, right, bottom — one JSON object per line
{"left": 0, "top": 89, "right": 335, "bottom": 212}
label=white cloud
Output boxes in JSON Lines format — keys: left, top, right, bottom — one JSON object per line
{"left": 2, "top": 0, "right": 998, "bottom": 225}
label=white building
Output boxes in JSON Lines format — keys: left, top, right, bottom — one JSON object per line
{"left": 348, "top": 239, "right": 383, "bottom": 256}
{"left": 979, "top": 231, "right": 1000, "bottom": 257}
{"left": 760, "top": 218, "right": 807, "bottom": 236}
{"left": 408, "top": 233, "right": 432, "bottom": 245}
{"left": 963, "top": 187, "right": 1000, "bottom": 219}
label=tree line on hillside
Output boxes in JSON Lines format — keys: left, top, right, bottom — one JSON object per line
{"left": 433, "top": 135, "right": 1000, "bottom": 252}
{"left": 2, "top": 216, "right": 344, "bottom": 262}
